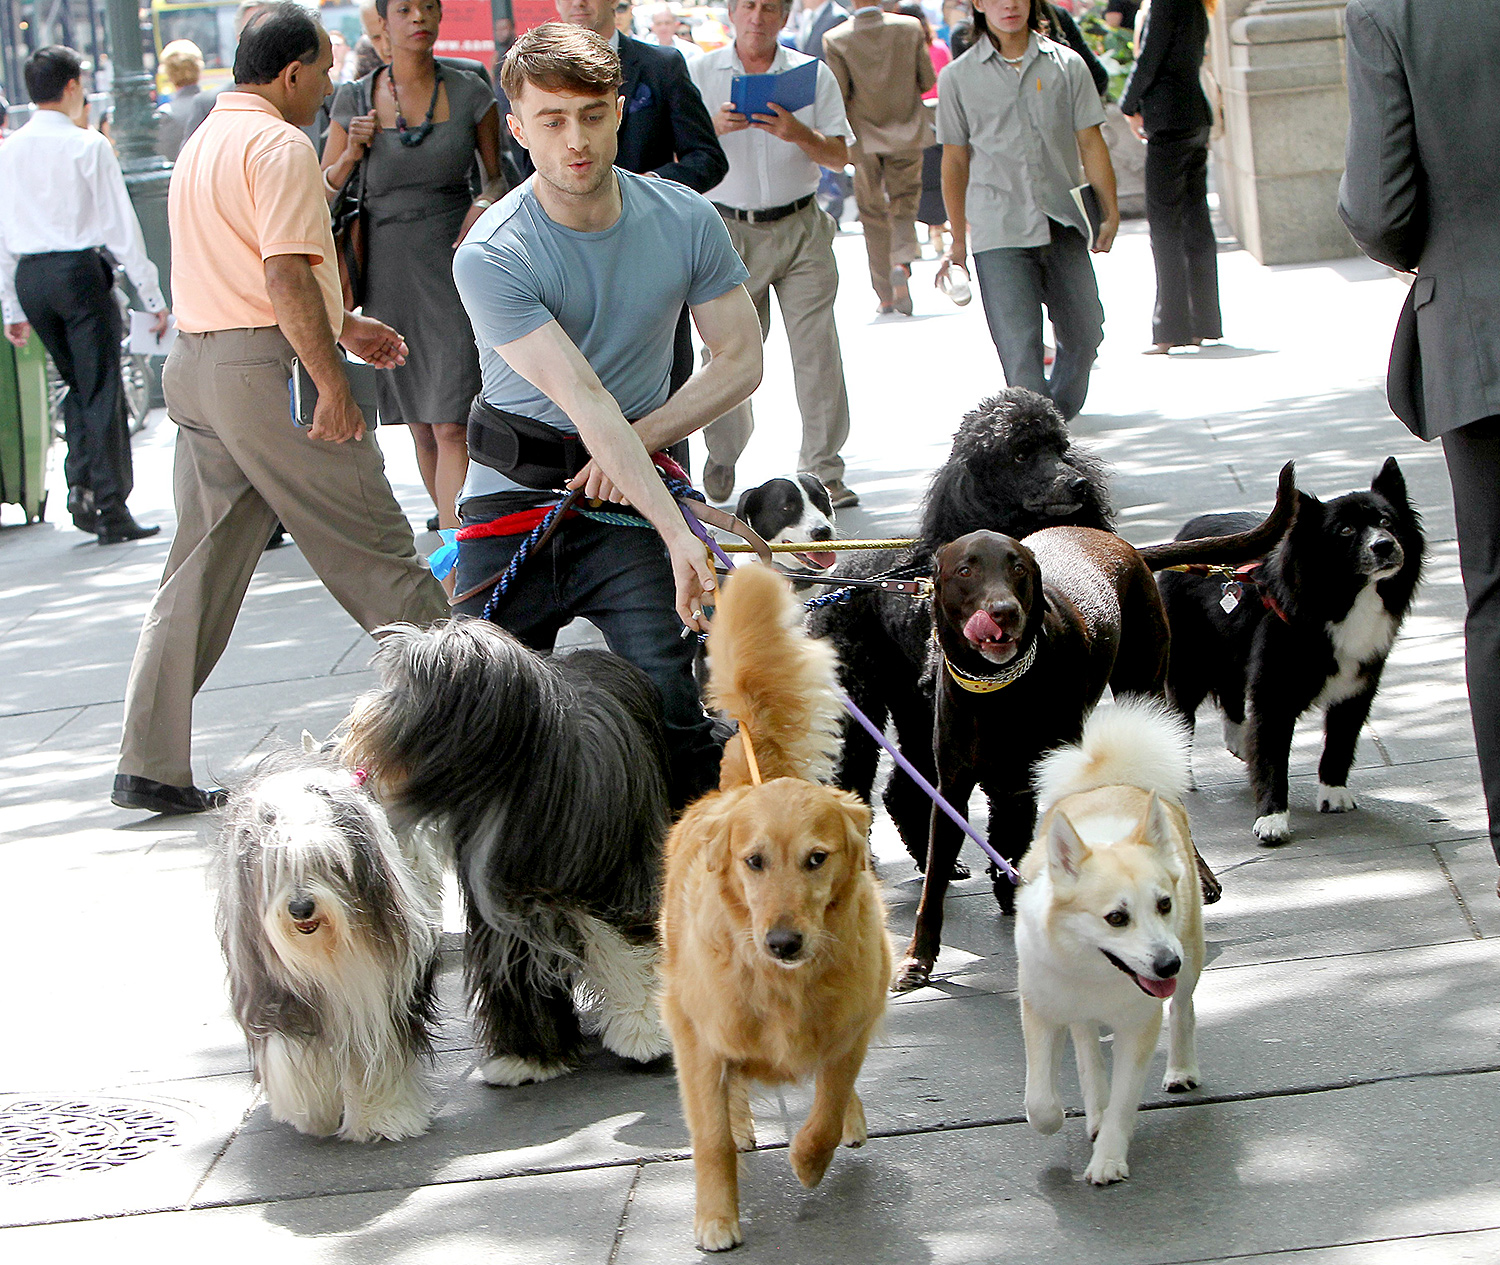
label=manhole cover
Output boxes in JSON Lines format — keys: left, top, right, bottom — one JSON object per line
{"left": 0, "top": 1098, "right": 183, "bottom": 1184}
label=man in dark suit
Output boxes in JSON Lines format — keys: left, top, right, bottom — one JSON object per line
{"left": 1340, "top": 0, "right": 1500, "bottom": 894}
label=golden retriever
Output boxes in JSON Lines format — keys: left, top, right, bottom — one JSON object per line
{"left": 660, "top": 563, "right": 892, "bottom": 1252}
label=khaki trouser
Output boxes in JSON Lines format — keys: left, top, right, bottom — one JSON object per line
{"left": 703, "top": 200, "right": 851, "bottom": 483}
{"left": 117, "top": 327, "right": 449, "bottom": 787}
{"left": 852, "top": 148, "right": 924, "bottom": 304}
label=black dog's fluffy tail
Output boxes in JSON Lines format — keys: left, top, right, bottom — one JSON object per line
{"left": 1138, "top": 462, "right": 1296, "bottom": 569}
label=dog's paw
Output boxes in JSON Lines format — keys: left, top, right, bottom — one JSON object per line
{"left": 479, "top": 1056, "right": 572, "bottom": 1087}
{"left": 1163, "top": 1067, "right": 1200, "bottom": 1094}
{"left": 841, "top": 1094, "right": 868, "bottom": 1148}
{"left": 1316, "top": 783, "right": 1358, "bottom": 814}
{"left": 1084, "top": 1151, "right": 1130, "bottom": 1185}
{"left": 340, "top": 1087, "right": 434, "bottom": 1142}
{"left": 1253, "top": 812, "right": 1290, "bottom": 845}
{"left": 730, "top": 1097, "right": 757, "bottom": 1153}
{"left": 599, "top": 1013, "right": 672, "bottom": 1064}
{"left": 1025, "top": 1096, "right": 1064, "bottom": 1136}
{"left": 891, "top": 957, "right": 932, "bottom": 993}
{"left": 1222, "top": 719, "right": 1246, "bottom": 761}
{"left": 695, "top": 1215, "right": 743, "bottom": 1252}
{"left": 789, "top": 1131, "right": 837, "bottom": 1189}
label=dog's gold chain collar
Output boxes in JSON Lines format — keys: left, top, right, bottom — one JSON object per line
{"left": 942, "top": 634, "right": 1039, "bottom": 694}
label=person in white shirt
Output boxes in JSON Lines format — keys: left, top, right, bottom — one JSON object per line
{"left": 689, "top": 0, "right": 860, "bottom": 508}
{"left": 649, "top": 4, "right": 703, "bottom": 58}
{"left": 0, "top": 45, "right": 170, "bottom": 543}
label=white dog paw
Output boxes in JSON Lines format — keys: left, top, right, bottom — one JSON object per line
{"left": 1253, "top": 812, "right": 1290, "bottom": 845}
{"left": 1317, "top": 783, "right": 1358, "bottom": 813}
{"left": 1084, "top": 1152, "right": 1130, "bottom": 1185}
{"left": 695, "top": 1215, "right": 743, "bottom": 1252}
{"left": 1025, "top": 1098, "right": 1065, "bottom": 1136}
{"left": 479, "top": 1056, "right": 572, "bottom": 1087}
{"left": 1222, "top": 719, "right": 1246, "bottom": 761}
{"left": 1163, "top": 1067, "right": 1200, "bottom": 1094}
{"left": 599, "top": 1013, "right": 672, "bottom": 1064}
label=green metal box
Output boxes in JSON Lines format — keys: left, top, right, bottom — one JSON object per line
{"left": 0, "top": 337, "right": 52, "bottom": 524}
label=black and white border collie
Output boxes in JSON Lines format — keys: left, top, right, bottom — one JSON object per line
{"left": 735, "top": 474, "right": 838, "bottom": 579}
{"left": 1158, "top": 457, "right": 1424, "bottom": 844}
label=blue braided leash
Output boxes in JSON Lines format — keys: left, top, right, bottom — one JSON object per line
{"left": 478, "top": 473, "right": 708, "bottom": 624}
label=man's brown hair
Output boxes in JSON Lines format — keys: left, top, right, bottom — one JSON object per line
{"left": 500, "top": 21, "right": 622, "bottom": 105}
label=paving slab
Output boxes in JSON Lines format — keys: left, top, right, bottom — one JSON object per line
{"left": 199, "top": 935, "right": 1500, "bottom": 1209}
{"left": 196, "top": 1047, "right": 679, "bottom": 1208}
{"left": 1435, "top": 836, "right": 1500, "bottom": 939}
{"left": 1202, "top": 1228, "right": 1500, "bottom": 1264}
{"left": 0, "top": 1073, "right": 254, "bottom": 1228}
{"left": 0, "top": 1164, "right": 632, "bottom": 1263}
{"left": 614, "top": 1072, "right": 1500, "bottom": 1265}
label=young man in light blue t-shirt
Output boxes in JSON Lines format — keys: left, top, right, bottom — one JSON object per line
{"left": 451, "top": 21, "right": 762, "bottom": 805}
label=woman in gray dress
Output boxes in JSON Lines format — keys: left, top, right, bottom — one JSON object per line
{"left": 322, "top": 0, "right": 506, "bottom": 533}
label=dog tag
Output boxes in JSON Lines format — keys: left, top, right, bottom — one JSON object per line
{"left": 1219, "top": 582, "right": 1242, "bottom": 614}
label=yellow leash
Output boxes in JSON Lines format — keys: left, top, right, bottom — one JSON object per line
{"left": 718, "top": 538, "right": 920, "bottom": 553}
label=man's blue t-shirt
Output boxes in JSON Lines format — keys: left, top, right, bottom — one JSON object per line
{"left": 452, "top": 169, "right": 749, "bottom": 504}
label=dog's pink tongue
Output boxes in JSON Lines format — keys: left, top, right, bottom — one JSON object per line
{"left": 965, "top": 610, "right": 1005, "bottom": 643}
{"left": 1139, "top": 976, "right": 1177, "bottom": 999}
{"left": 796, "top": 551, "right": 837, "bottom": 570}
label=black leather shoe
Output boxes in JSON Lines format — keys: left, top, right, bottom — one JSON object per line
{"left": 96, "top": 510, "right": 162, "bottom": 545}
{"left": 67, "top": 486, "right": 97, "bottom": 533}
{"left": 112, "top": 775, "right": 229, "bottom": 815}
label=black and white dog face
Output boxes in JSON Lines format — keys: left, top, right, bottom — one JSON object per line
{"left": 1284, "top": 456, "right": 1421, "bottom": 599}
{"left": 1315, "top": 481, "right": 1407, "bottom": 582}
{"left": 736, "top": 474, "right": 838, "bottom": 574}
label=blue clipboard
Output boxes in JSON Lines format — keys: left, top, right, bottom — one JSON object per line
{"left": 730, "top": 59, "right": 819, "bottom": 118}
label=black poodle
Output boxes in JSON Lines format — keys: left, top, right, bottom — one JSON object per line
{"left": 808, "top": 388, "right": 1113, "bottom": 872}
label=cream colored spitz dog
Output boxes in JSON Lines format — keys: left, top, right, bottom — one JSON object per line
{"left": 1014, "top": 697, "right": 1204, "bottom": 1185}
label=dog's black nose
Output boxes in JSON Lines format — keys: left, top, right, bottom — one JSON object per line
{"left": 1370, "top": 534, "right": 1397, "bottom": 560}
{"left": 288, "top": 896, "right": 316, "bottom": 920}
{"left": 810, "top": 525, "right": 833, "bottom": 542}
{"left": 1153, "top": 952, "right": 1181, "bottom": 979}
{"left": 765, "top": 928, "right": 804, "bottom": 960}
{"left": 1066, "top": 474, "right": 1090, "bottom": 496}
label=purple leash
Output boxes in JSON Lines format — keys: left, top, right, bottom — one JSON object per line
{"left": 836, "top": 688, "right": 1019, "bottom": 884}
{"left": 681, "top": 499, "right": 1020, "bottom": 886}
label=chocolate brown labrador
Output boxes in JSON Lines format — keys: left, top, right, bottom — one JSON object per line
{"left": 893, "top": 465, "right": 1296, "bottom": 992}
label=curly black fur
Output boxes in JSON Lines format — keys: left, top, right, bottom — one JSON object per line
{"left": 807, "top": 389, "right": 1114, "bottom": 868}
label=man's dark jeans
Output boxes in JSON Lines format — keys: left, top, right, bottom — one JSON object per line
{"left": 971, "top": 221, "right": 1105, "bottom": 421}
{"left": 453, "top": 514, "right": 720, "bottom": 808}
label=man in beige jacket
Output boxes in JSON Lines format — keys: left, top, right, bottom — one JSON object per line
{"left": 822, "top": 0, "right": 934, "bottom": 313}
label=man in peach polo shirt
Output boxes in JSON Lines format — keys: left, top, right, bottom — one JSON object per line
{"left": 113, "top": 2, "right": 448, "bottom": 816}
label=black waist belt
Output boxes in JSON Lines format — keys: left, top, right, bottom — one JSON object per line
{"left": 713, "top": 193, "right": 815, "bottom": 225}
{"left": 466, "top": 397, "right": 590, "bottom": 490}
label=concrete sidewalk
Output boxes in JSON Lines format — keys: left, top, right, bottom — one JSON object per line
{"left": 2, "top": 216, "right": 1497, "bottom": 1264}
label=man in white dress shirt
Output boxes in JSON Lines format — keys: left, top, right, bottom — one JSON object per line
{"left": 648, "top": 5, "right": 703, "bottom": 58}
{"left": 689, "top": 0, "right": 859, "bottom": 507}
{"left": 0, "top": 46, "right": 170, "bottom": 542}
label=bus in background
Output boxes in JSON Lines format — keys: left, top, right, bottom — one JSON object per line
{"left": 150, "top": 0, "right": 368, "bottom": 97}
{"left": 151, "top": 0, "right": 240, "bottom": 94}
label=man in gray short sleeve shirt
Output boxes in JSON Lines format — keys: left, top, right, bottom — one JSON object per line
{"left": 935, "top": 0, "right": 1118, "bottom": 420}
{"left": 451, "top": 22, "right": 761, "bottom": 806}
